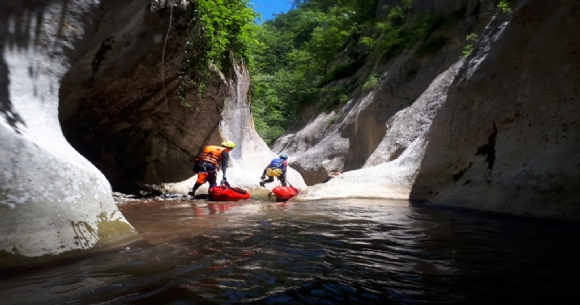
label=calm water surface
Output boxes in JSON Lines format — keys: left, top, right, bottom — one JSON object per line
{"left": 1, "top": 198, "right": 579, "bottom": 305}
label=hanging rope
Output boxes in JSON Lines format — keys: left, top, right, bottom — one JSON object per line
{"left": 161, "top": 1, "right": 174, "bottom": 109}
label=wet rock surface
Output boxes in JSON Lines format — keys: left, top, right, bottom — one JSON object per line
{"left": 113, "top": 191, "right": 202, "bottom": 203}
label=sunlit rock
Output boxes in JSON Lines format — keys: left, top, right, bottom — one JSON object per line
{"left": 293, "top": 60, "right": 464, "bottom": 201}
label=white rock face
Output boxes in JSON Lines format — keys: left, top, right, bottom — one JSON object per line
{"left": 296, "top": 60, "right": 464, "bottom": 201}
{"left": 0, "top": 0, "right": 139, "bottom": 267}
{"left": 220, "top": 65, "right": 306, "bottom": 190}
{"left": 273, "top": 109, "right": 346, "bottom": 185}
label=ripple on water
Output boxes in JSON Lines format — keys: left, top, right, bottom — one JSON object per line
{"left": 1, "top": 199, "right": 579, "bottom": 304}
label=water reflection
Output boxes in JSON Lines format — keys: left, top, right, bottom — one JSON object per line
{"left": 1, "top": 199, "right": 579, "bottom": 305}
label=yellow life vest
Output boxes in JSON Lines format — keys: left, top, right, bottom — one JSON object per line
{"left": 266, "top": 168, "right": 283, "bottom": 177}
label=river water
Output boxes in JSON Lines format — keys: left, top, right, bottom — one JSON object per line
{"left": 1, "top": 198, "right": 579, "bottom": 305}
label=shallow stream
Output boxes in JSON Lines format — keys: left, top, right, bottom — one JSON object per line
{"left": 1, "top": 198, "right": 579, "bottom": 304}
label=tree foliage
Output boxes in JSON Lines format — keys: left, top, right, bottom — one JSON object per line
{"left": 250, "top": 0, "right": 380, "bottom": 146}
{"left": 186, "top": 0, "right": 455, "bottom": 146}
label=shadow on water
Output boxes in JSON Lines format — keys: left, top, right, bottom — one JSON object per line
{"left": 1, "top": 198, "right": 579, "bottom": 305}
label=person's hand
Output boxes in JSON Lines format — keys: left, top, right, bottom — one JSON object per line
{"left": 222, "top": 176, "right": 227, "bottom": 181}
{"left": 260, "top": 175, "right": 265, "bottom": 180}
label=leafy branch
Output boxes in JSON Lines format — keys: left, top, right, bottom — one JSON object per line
{"left": 178, "top": 0, "right": 258, "bottom": 105}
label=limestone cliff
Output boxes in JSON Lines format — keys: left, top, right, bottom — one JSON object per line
{"left": 279, "top": 0, "right": 580, "bottom": 220}
{"left": 0, "top": 0, "right": 141, "bottom": 268}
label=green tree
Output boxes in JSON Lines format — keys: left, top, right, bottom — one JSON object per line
{"left": 247, "top": 0, "right": 463, "bottom": 145}
{"left": 180, "top": 0, "right": 258, "bottom": 99}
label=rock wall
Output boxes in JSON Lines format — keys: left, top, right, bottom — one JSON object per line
{"left": 410, "top": 0, "right": 580, "bottom": 218}
{"left": 157, "top": 62, "right": 306, "bottom": 196}
{"left": 58, "top": 0, "right": 223, "bottom": 193}
{"left": 0, "top": 0, "right": 140, "bottom": 268}
{"left": 282, "top": 0, "right": 580, "bottom": 219}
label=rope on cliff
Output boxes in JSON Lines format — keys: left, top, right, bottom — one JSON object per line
{"left": 161, "top": 1, "right": 174, "bottom": 109}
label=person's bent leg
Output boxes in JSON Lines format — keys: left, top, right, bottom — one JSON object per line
{"left": 263, "top": 175, "right": 275, "bottom": 184}
{"left": 190, "top": 172, "right": 208, "bottom": 196}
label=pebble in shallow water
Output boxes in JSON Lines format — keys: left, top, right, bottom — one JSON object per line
{"left": 112, "top": 191, "right": 210, "bottom": 203}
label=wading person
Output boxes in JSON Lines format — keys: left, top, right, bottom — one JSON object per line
{"left": 189, "top": 140, "right": 236, "bottom": 196}
{"left": 260, "top": 153, "right": 289, "bottom": 187}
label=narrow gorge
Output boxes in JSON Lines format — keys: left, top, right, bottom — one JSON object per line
{"left": 1, "top": 0, "right": 578, "bottom": 271}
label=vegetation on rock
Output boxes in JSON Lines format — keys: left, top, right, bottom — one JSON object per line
{"left": 178, "top": 0, "right": 259, "bottom": 105}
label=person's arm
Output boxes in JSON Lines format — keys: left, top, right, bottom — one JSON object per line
{"left": 221, "top": 150, "right": 229, "bottom": 178}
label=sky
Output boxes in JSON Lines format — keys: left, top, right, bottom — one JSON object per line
{"left": 249, "top": 0, "right": 295, "bottom": 23}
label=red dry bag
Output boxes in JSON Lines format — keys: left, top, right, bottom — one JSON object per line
{"left": 209, "top": 185, "right": 250, "bottom": 201}
{"left": 271, "top": 186, "right": 300, "bottom": 201}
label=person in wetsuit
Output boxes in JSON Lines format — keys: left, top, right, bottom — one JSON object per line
{"left": 189, "top": 140, "right": 236, "bottom": 196}
{"left": 260, "top": 153, "right": 289, "bottom": 187}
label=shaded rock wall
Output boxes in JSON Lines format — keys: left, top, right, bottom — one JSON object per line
{"left": 58, "top": 0, "right": 226, "bottom": 193}
{"left": 0, "top": 0, "right": 140, "bottom": 268}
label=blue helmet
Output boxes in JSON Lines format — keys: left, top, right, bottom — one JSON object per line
{"left": 279, "top": 153, "right": 289, "bottom": 160}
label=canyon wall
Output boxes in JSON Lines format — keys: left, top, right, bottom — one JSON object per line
{"left": 411, "top": 1, "right": 580, "bottom": 218}
{"left": 281, "top": 0, "right": 580, "bottom": 219}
